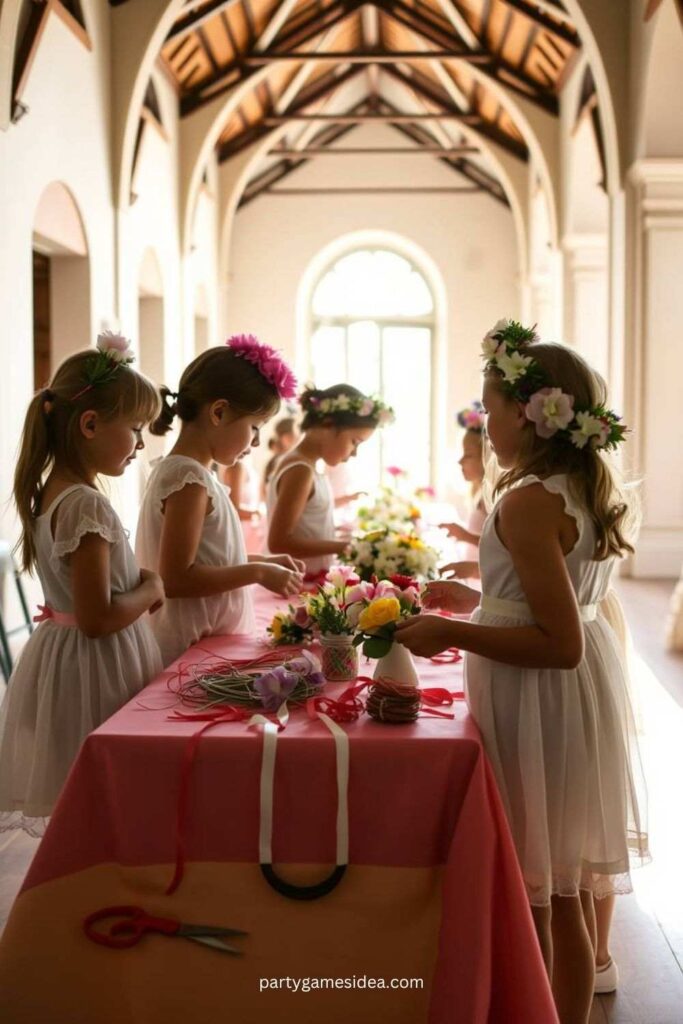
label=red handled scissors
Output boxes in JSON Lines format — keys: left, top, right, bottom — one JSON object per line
{"left": 83, "top": 905, "right": 248, "bottom": 955}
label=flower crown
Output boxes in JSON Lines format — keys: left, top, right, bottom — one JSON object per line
{"left": 226, "top": 334, "right": 297, "bottom": 399}
{"left": 302, "top": 390, "right": 395, "bottom": 426}
{"left": 456, "top": 400, "right": 485, "bottom": 433}
{"left": 71, "top": 332, "right": 135, "bottom": 401}
{"left": 482, "top": 319, "right": 627, "bottom": 452}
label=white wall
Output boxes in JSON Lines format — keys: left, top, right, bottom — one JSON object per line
{"left": 225, "top": 125, "right": 521, "bottom": 496}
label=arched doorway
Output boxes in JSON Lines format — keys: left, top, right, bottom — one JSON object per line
{"left": 31, "top": 182, "right": 90, "bottom": 388}
{"left": 305, "top": 246, "right": 437, "bottom": 490}
{"left": 137, "top": 247, "right": 166, "bottom": 467}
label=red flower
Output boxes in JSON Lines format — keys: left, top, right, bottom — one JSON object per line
{"left": 389, "top": 574, "right": 416, "bottom": 590}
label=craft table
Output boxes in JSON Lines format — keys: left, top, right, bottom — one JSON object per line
{"left": 0, "top": 593, "right": 557, "bottom": 1023}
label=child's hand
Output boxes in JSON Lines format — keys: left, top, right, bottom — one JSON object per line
{"left": 139, "top": 568, "right": 165, "bottom": 613}
{"left": 439, "top": 521, "right": 470, "bottom": 542}
{"left": 262, "top": 553, "right": 306, "bottom": 574}
{"left": 257, "top": 563, "right": 304, "bottom": 598}
{"left": 394, "top": 614, "right": 454, "bottom": 657}
{"left": 439, "top": 560, "right": 479, "bottom": 580}
{"left": 422, "top": 580, "right": 478, "bottom": 614}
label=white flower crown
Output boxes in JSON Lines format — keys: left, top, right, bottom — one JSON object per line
{"left": 303, "top": 392, "right": 395, "bottom": 426}
{"left": 482, "top": 320, "right": 627, "bottom": 452}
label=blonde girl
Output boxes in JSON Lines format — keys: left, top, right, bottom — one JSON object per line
{"left": 0, "top": 335, "right": 164, "bottom": 835}
{"left": 266, "top": 384, "right": 393, "bottom": 576}
{"left": 136, "top": 336, "right": 304, "bottom": 666}
{"left": 397, "top": 321, "right": 648, "bottom": 1024}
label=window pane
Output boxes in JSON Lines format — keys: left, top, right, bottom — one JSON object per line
{"left": 381, "top": 327, "right": 432, "bottom": 478}
{"left": 312, "top": 249, "right": 434, "bottom": 318}
{"left": 310, "top": 325, "right": 346, "bottom": 386}
{"left": 347, "top": 320, "right": 380, "bottom": 393}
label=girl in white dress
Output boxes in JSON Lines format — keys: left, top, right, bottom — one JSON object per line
{"left": 396, "top": 321, "right": 648, "bottom": 1024}
{"left": 266, "top": 385, "right": 393, "bottom": 577}
{"left": 136, "top": 336, "right": 304, "bottom": 666}
{"left": 0, "top": 335, "right": 164, "bottom": 836}
{"left": 440, "top": 401, "right": 487, "bottom": 578}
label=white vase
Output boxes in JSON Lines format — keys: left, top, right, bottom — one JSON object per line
{"left": 373, "top": 642, "right": 419, "bottom": 687}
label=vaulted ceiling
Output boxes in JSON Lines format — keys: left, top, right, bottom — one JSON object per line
{"left": 157, "top": 0, "right": 582, "bottom": 208}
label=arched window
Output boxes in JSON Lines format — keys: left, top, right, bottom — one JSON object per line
{"left": 308, "top": 248, "right": 435, "bottom": 489}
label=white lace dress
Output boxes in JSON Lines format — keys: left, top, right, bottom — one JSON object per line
{"left": 136, "top": 455, "right": 255, "bottom": 666}
{"left": 465, "top": 474, "right": 649, "bottom": 906}
{"left": 265, "top": 459, "right": 336, "bottom": 575}
{"left": 0, "top": 485, "right": 162, "bottom": 835}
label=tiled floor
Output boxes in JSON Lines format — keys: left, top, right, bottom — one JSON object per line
{"left": 1, "top": 578, "right": 682, "bottom": 1022}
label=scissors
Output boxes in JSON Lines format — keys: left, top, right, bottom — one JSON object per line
{"left": 83, "top": 905, "right": 248, "bottom": 955}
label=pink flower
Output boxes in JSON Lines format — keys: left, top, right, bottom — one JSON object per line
{"left": 326, "top": 565, "right": 360, "bottom": 589}
{"left": 345, "top": 581, "right": 376, "bottom": 606}
{"left": 97, "top": 331, "right": 133, "bottom": 362}
{"left": 293, "top": 605, "right": 313, "bottom": 628}
{"left": 359, "top": 399, "right": 375, "bottom": 417}
{"left": 226, "top": 334, "right": 298, "bottom": 399}
{"left": 525, "top": 387, "right": 575, "bottom": 439}
{"left": 386, "top": 466, "right": 405, "bottom": 477}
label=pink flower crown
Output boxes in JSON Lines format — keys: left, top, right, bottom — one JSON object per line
{"left": 226, "top": 334, "right": 297, "bottom": 399}
{"left": 482, "top": 319, "right": 627, "bottom": 451}
{"left": 456, "top": 400, "right": 485, "bottom": 433}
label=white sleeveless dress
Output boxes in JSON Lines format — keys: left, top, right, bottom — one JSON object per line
{"left": 136, "top": 455, "right": 255, "bottom": 666}
{"left": 465, "top": 473, "right": 649, "bottom": 906}
{"left": 0, "top": 485, "right": 162, "bottom": 834}
{"left": 266, "top": 459, "right": 336, "bottom": 575}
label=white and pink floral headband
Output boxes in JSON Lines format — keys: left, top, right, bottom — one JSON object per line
{"left": 482, "top": 319, "right": 627, "bottom": 451}
{"left": 70, "top": 331, "right": 135, "bottom": 401}
{"left": 227, "top": 334, "right": 297, "bottom": 399}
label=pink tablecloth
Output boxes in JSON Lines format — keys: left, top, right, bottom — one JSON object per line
{"left": 0, "top": 594, "right": 558, "bottom": 1024}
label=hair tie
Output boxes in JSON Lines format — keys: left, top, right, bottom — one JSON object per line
{"left": 41, "top": 389, "right": 55, "bottom": 415}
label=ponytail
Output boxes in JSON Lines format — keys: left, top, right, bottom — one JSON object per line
{"left": 13, "top": 392, "right": 53, "bottom": 572}
{"left": 149, "top": 386, "right": 178, "bottom": 436}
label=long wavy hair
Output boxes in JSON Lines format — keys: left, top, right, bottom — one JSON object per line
{"left": 485, "top": 342, "right": 638, "bottom": 561}
{"left": 14, "top": 352, "right": 160, "bottom": 572}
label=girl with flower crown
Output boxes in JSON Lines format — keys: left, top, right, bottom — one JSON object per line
{"left": 135, "top": 337, "right": 305, "bottom": 666}
{"left": 439, "top": 400, "right": 487, "bottom": 577}
{"left": 0, "top": 336, "right": 165, "bottom": 835}
{"left": 266, "top": 384, "right": 393, "bottom": 577}
{"left": 396, "top": 322, "right": 649, "bottom": 1024}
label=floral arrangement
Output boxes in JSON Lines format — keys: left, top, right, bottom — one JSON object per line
{"left": 301, "top": 390, "right": 395, "bottom": 426}
{"left": 227, "top": 333, "right": 298, "bottom": 399}
{"left": 175, "top": 649, "right": 325, "bottom": 713}
{"left": 342, "top": 527, "right": 439, "bottom": 583}
{"left": 355, "top": 486, "right": 422, "bottom": 535}
{"left": 350, "top": 576, "right": 422, "bottom": 659}
{"left": 456, "top": 400, "right": 485, "bottom": 433}
{"left": 72, "top": 331, "right": 135, "bottom": 400}
{"left": 268, "top": 566, "right": 361, "bottom": 645}
{"left": 482, "top": 319, "right": 627, "bottom": 451}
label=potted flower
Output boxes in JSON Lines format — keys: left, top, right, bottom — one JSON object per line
{"left": 349, "top": 576, "right": 423, "bottom": 686}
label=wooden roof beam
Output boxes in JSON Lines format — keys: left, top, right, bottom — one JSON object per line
{"left": 500, "top": 0, "right": 580, "bottom": 46}
{"left": 243, "top": 50, "right": 490, "bottom": 63}
{"left": 374, "top": 0, "right": 558, "bottom": 114}
{"left": 166, "top": 0, "right": 240, "bottom": 43}
{"left": 383, "top": 62, "right": 528, "bottom": 160}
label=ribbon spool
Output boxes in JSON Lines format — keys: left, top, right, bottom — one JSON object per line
{"left": 366, "top": 677, "right": 421, "bottom": 724}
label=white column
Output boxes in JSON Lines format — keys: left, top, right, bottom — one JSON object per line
{"left": 626, "top": 160, "right": 683, "bottom": 577}
{"left": 562, "top": 234, "right": 608, "bottom": 379}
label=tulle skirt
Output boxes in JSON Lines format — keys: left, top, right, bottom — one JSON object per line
{"left": 0, "top": 619, "right": 162, "bottom": 833}
{"left": 465, "top": 608, "right": 649, "bottom": 906}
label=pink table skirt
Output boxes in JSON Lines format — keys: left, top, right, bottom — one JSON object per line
{"left": 0, "top": 594, "right": 557, "bottom": 1024}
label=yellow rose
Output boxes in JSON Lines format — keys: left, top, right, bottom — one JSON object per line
{"left": 358, "top": 597, "right": 401, "bottom": 631}
{"left": 270, "top": 614, "right": 284, "bottom": 641}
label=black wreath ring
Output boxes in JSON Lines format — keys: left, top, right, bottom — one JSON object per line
{"left": 260, "top": 863, "right": 347, "bottom": 901}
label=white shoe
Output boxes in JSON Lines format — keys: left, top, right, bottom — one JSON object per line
{"left": 594, "top": 957, "right": 618, "bottom": 994}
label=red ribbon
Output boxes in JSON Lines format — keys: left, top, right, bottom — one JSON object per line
{"left": 166, "top": 705, "right": 260, "bottom": 896}
{"left": 429, "top": 647, "right": 463, "bottom": 665}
